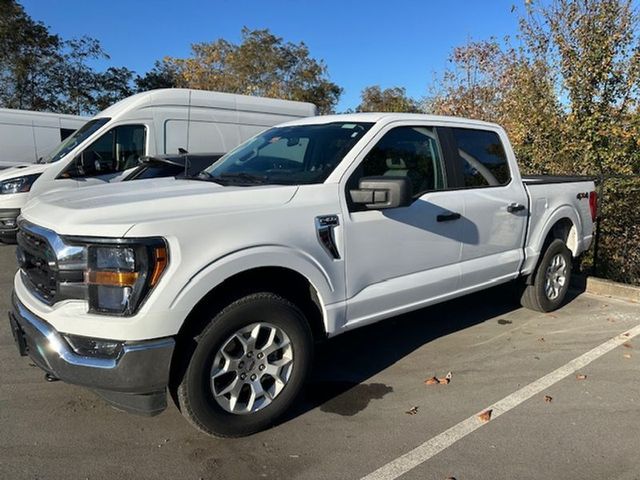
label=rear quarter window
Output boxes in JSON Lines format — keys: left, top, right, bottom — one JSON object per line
{"left": 451, "top": 128, "right": 510, "bottom": 187}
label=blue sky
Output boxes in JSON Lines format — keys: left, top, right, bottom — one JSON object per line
{"left": 21, "top": 0, "right": 522, "bottom": 111}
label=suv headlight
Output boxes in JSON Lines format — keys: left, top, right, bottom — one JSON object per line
{"left": 84, "top": 239, "right": 168, "bottom": 316}
{"left": 0, "top": 173, "right": 42, "bottom": 194}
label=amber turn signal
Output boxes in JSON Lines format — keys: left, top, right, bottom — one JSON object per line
{"left": 149, "top": 246, "right": 168, "bottom": 287}
{"left": 86, "top": 270, "right": 139, "bottom": 287}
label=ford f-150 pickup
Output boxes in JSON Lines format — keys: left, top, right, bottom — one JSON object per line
{"left": 8, "top": 113, "right": 597, "bottom": 437}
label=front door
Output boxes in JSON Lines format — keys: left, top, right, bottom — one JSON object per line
{"left": 342, "top": 124, "right": 464, "bottom": 327}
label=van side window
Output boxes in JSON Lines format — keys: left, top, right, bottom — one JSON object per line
{"left": 348, "top": 126, "right": 446, "bottom": 198}
{"left": 60, "top": 128, "right": 76, "bottom": 141}
{"left": 79, "top": 125, "right": 146, "bottom": 176}
{"left": 451, "top": 128, "right": 510, "bottom": 187}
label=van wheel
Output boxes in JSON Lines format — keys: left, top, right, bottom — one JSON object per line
{"left": 176, "top": 292, "right": 313, "bottom": 437}
{"left": 520, "top": 239, "right": 573, "bottom": 312}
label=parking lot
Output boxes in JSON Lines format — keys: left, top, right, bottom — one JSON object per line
{"left": 1, "top": 243, "right": 639, "bottom": 480}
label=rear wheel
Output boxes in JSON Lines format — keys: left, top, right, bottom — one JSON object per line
{"left": 176, "top": 292, "right": 313, "bottom": 437}
{"left": 520, "top": 239, "right": 573, "bottom": 312}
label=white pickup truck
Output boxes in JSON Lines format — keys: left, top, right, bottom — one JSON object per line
{"left": 9, "top": 113, "right": 597, "bottom": 437}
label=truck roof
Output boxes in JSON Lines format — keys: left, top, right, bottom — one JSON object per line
{"left": 279, "top": 112, "right": 502, "bottom": 129}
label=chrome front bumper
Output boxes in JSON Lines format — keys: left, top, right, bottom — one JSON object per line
{"left": 9, "top": 293, "right": 175, "bottom": 415}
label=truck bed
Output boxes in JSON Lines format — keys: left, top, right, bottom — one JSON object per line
{"left": 521, "top": 178, "right": 596, "bottom": 276}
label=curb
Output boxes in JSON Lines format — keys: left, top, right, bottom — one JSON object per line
{"left": 571, "top": 275, "right": 640, "bottom": 303}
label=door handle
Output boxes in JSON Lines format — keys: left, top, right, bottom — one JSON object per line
{"left": 437, "top": 212, "right": 461, "bottom": 222}
{"left": 507, "top": 203, "right": 526, "bottom": 213}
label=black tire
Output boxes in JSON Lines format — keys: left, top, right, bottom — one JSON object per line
{"left": 520, "top": 239, "right": 573, "bottom": 312}
{"left": 176, "top": 292, "right": 313, "bottom": 437}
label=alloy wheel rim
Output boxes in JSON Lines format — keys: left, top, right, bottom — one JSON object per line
{"left": 210, "top": 322, "right": 293, "bottom": 414}
{"left": 544, "top": 253, "right": 567, "bottom": 301}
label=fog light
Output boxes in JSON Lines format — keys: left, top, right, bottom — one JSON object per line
{"left": 62, "top": 333, "right": 123, "bottom": 358}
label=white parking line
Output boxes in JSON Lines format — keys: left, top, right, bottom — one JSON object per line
{"left": 361, "top": 324, "right": 640, "bottom": 480}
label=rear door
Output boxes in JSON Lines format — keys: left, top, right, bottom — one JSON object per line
{"left": 444, "top": 126, "right": 528, "bottom": 289}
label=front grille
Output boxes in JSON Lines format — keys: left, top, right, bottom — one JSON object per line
{"left": 16, "top": 227, "right": 58, "bottom": 304}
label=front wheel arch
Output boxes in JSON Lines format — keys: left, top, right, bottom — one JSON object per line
{"left": 175, "top": 292, "right": 314, "bottom": 437}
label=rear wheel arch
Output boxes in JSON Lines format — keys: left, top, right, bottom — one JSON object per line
{"left": 547, "top": 217, "right": 578, "bottom": 256}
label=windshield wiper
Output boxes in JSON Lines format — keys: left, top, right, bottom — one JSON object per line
{"left": 210, "top": 172, "right": 268, "bottom": 185}
{"left": 182, "top": 171, "right": 269, "bottom": 186}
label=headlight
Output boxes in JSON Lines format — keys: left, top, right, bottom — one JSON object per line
{"left": 84, "top": 239, "right": 168, "bottom": 316}
{"left": 0, "top": 173, "right": 41, "bottom": 194}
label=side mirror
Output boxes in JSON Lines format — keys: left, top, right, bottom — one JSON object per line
{"left": 350, "top": 176, "right": 412, "bottom": 210}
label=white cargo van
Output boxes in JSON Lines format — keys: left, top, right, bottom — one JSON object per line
{"left": 0, "top": 89, "right": 317, "bottom": 242}
{"left": 0, "top": 108, "right": 87, "bottom": 169}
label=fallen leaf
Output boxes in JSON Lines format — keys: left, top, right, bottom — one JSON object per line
{"left": 424, "top": 376, "right": 439, "bottom": 385}
{"left": 405, "top": 406, "right": 419, "bottom": 415}
{"left": 576, "top": 374, "right": 587, "bottom": 380}
{"left": 477, "top": 409, "right": 492, "bottom": 423}
{"left": 623, "top": 333, "right": 630, "bottom": 337}
{"left": 623, "top": 353, "right": 632, "bottom": 359}
{"left": 544, "top": 395, "right": 553, "bottom": 403}
{"left": 623, "top": 342, "right": 633, "bottom": 349}
{"left": 538, "top": 337, "right": 545, "bottom": 342}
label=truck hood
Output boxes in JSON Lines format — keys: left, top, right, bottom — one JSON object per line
{"left": 0, "top": 163, "right": 49, "bottom": 181}
{"left": 21, "top": 177, "right": 298, "bottom": 237}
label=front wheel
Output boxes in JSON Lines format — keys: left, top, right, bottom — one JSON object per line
{"left": 520, "top": 238, "right": 573, "bottom": 312}
{"left": 176, "top": 292, "right": 313, "bottom": 437}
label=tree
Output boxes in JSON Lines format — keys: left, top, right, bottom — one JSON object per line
{"left": 135, "top": 59, "right": 182, "bottom": 92}
{"left": 428, "top": 0, "right": 640, "bottom": 284}
{"left": 55, "top": 36, "right": 108, "bottom": 115}
{"left": 530, "top": 0, "right": 640, "bottom": 177}
{"left": 427, "top": 40, "right": 508, "bottom": 122}
{"left": 0, "top": 0, "right": 62, "bottom": 110}
{"left": 164, "top": 27, "right": 342, "bottom": 113}
{"left": 94, "top": 66, "right": 135, "bottom": 111}
{"left": 356, "top": 85, "right": 421, "bottom": 113}
{"left": 429, "top": 1, "right": 640, "bottom": 177}
{"left": 0, "top": 1, "right": 135, "bottom": 114}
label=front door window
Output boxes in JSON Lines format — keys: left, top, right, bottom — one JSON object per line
{"left": 67, "top": 124, "right": 146, "bottom": 178}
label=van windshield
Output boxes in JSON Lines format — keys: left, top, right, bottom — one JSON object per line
{"left": 202, "top": 122, "right": 373, "bottom": 185}
{"left": 41, "top": 118, "right": 110, "bottom": 164}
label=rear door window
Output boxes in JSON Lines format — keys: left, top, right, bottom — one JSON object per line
{"left": 451, "top": 128, "right": 510, "bottom": 187}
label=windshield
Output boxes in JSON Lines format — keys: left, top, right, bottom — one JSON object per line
{"left": 42, "top": 118, "right": 110, "bottom": 163}
{"left": 203, "top": 122, "right": 373, "bottom": 185}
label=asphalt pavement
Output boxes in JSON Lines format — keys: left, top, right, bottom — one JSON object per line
{"left": 1, "top": 243, "right": 639, "bottom": 480}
